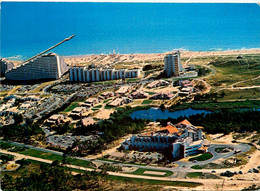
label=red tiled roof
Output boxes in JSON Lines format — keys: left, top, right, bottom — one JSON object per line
{"left": 177, "top": 119, "right": 192, "bottom": 126}
{"left": 160, "top": 125, "right": 179, "bottom": 134}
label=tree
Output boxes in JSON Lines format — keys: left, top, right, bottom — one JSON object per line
{"left": 13, "top": 113, "right": 23, "bottom": 124}
{"left": 160, "top": 104, "right": 166, "bottom": 111}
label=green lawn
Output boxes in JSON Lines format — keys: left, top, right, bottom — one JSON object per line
{"left": 93, "top": 105, "right": 102, "bottom": 109}
{"left": 19, "top": 149, "right": 93, "bottom": 168}
{"left": 131, "top": 168, "right": 173, "bottom": 177}
{"left": 97, "top": 158, "right": 147, "bottom": 166}
{"left": 106, "top": 176, "right": 203, "bottom": 187}
{"left": 215, "top": 147, "right": 225, "bottom": 153}
{"left": 186, "top": 172, "right": 202, "bottom": 178}
{"left": 19, "top": 149, "right": 64, "bottom": 161}
{"left": 126, "top": 78, "right": 140, "bottom": 82}
{"left": 104, "top": 105, "right": 114, "bottom": 109}
{"left": 191, "top": 165, "right": 202, "bottom": 169}
{"left": 144, "top": 91, "right": 156, "bottom": 95}
{"left": 63, "top": 102, "right": 79, "bottom": 112}
{"left": 103, "top": 99, "right": 112, "bottom": 103}
{"left": 188, "top": 152, "right": 213, "bottom": 161}
{"left": 141, "top": 100, "right": 153, "bottom": 105}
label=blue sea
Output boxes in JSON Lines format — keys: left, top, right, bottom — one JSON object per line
{"left": 1, "top": 3, "right": 260, "bottom": 60}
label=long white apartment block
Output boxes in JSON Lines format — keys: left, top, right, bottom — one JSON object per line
{"left": 70, "top": 67, "right": 141, "bottom": 82}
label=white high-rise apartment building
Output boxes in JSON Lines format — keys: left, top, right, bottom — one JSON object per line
{"left": 164, "top": 51, "right": 184, "bottom": 77}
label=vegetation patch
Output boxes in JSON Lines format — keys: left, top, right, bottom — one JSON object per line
{"left": 207, "top": 54, "right": 260, "bottom": 88}
{"left": 63, "top": 102, "right": 79, "bottom": 112}
{"left": 169, "top": 100, "right": 260, "bottom": 112}
{"left": 157, "top": 109, "right": 260, "bottom": 135}
{"left": 145, "top": 91, "right": 156, "bottom": 95}
{"left": 141, "top": 100, "right": 153, "bottom": 105}
{"left": 93, "top": 105, "right": 102, "bottom": 109}
{"left": 218, "top": 88, "right": 260, "bottom": 101}
{"left": 188, "top": 152, "right": 213, "bottom": 161}
{"left": 130, "top": 168, "right": 173, "bottom": 177}
{"left": 191, "top": 165, "right": 202, "bottom": 169}
{"left": 186, "top": 172, "right": 202, "bottom": 178}
{"left": 106, "top": 175, "right": 203, "bottom": 187}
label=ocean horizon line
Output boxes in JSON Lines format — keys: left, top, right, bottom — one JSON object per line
{"left": 3, "top": 47, "right": 260, "bottom": 62}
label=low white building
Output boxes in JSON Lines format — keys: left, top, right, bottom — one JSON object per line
{"left": 116, "top": 86, "right": 131, "bottom": 95}
{"left": 70, "top": 107, "right": 87, "bottom": 116}
{"left": 147, "top": 80, "right": 170, "bottom": 89}
{"left": 109, "top": 97, "right": 132, "bottom": 107}
{"left": 46, "top": 114, "right": 65, "bottom": 125}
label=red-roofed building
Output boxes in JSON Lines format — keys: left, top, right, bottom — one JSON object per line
{"left": 121, "top": 119, "right": 205, "bottom": 160}
{"left": 158, "top": 125, "right": 179, "bottom": 134}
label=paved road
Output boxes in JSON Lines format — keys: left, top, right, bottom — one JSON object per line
{"left": 1, "top": 148, "right": 258, "bottom": 191}
{"left": 174, "top": 143, "right": 251, "bottom": 169}
{"left": 0, "top": 139, "right": 251, "bottom": 173}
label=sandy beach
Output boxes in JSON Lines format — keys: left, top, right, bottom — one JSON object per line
{"left": 6, "top": 49, "right": 260, "bottom": 68}
{"left": 63, "top": 49, "right": 260, "bottom": 66}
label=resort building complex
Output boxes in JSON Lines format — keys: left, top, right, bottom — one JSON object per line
{"left": 164, "top": 51, "right": 184, "bottom": 77}
{"left": 69, "top": 67, "right": 141, "bottom": 82}
{"left": 5, "top": 53, "right": 69, "bottom": 81}
{"left": 121, "top": 119, "right": 205, "bottom": 159}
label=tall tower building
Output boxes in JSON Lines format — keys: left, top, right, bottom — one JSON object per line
{"left": 164, "top": 51, "right": 183, "bottom": 77}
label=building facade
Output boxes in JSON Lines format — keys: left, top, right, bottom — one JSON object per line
{"left": 69, "top": 67, "right": 141, "bottom": 82}
{"left": 5, "top": 53, "right": 69, "bottom": 81}
{"left": 121, "top": 119, "right": 204, "bottom": 159}
{"left": 164, "top": 51, "right": 184, "bottom": 77}
{"left": 1, "top": 59, "right": 14, "bottom": 77}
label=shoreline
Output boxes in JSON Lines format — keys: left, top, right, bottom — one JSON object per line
{"left": 63, "top": 48, "right": 260, "bottom": 66}
{"left": 63, "top": 48, "right": 260, "bottom": 58}
{"left": 4, "top": 48, "right": 260, "bottom": 66}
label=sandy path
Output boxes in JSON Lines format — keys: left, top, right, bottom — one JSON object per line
{"left": 95, "top": 108, "right": 114, "bottom": 119}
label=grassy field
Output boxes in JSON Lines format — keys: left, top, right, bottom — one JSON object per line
{"left": 130, "top": 168, "right": 173, "bottom": 177}
{"left": 141, "top": 100, "right": 153, "bottom": 105}
{"left": 28, "top": 81, "right": 56, "bottom": 93}
{"left": 205, "top": 54, "right": 260, "bottom": 91}
{"left": 191, "top": 165, "right": 202, "bottom": 169}
{"left": 106, "top": 175, "right": 203, "bottom": 187}
{"left": 93, "top": 105, "right": 102, "bottom": 109}
{"left": 19, "top": 149, "right": 93, "bottom": 168}
{"left": 126, "top": 78, "right": 140, "bottom": 82}
{"left": 97, "top": 158, "right": 147, "bottom": 166}
{"left": 217, "top": 88, "right": 260, "bottom": 101}
{"left": 63, "top": 102, "right": 79, "bottom": 112}
{"left": 145, "top": 91, "right": 157, "bottom": 95}
{"left": 188, "top": 152, "right": 213, "bottom": 161}
{"left": 103, "top": 99, "right": 112, "bottom": 103}
{"left": 170, "top": 100, "right": 260, "bottom": 111}
{"left": 186, "top": 172, "right": 202, "bottom": 178}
